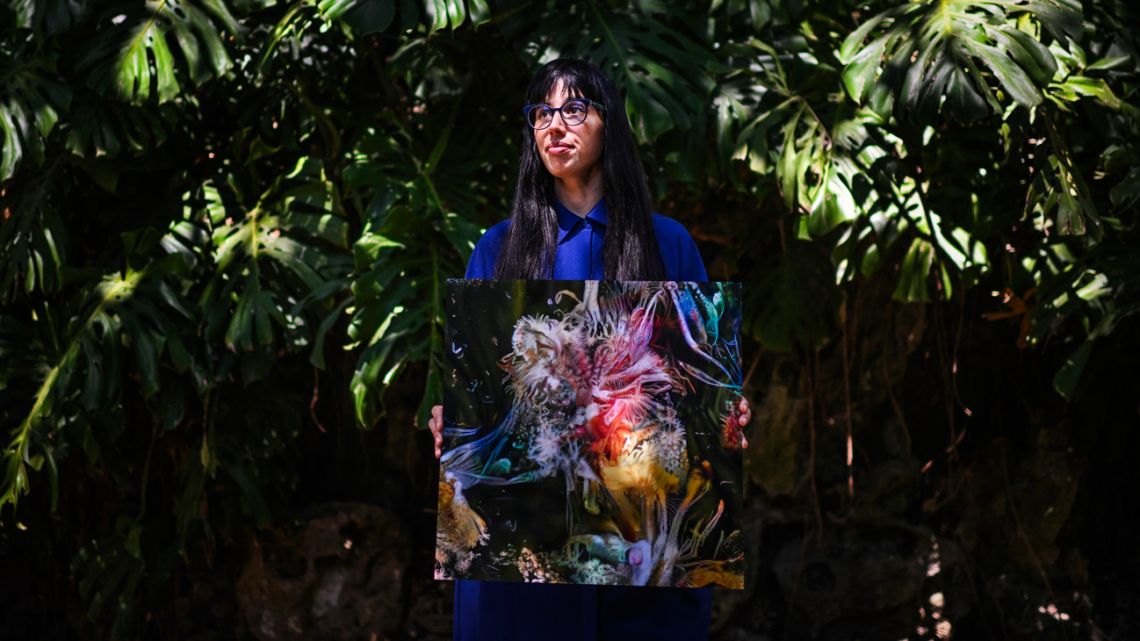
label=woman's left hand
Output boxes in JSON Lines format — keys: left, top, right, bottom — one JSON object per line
{"left": 737, "top": 396, "right": 752, "bottom": 449}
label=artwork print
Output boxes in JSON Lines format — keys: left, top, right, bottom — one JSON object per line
{"left": 435, "top": 280, "right": 745, "bottom": 589}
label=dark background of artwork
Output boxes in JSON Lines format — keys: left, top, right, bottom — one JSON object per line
{"left": 2, "top": 1, "right": 1140, "bottom": 640}
{"left": 444, "top": 279, "right": 522, "bottom": 433}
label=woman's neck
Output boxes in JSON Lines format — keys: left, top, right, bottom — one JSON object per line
{"left": 553, "top": 166, "right": 604, "bottom": 217}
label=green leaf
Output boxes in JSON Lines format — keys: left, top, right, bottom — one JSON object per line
{"left": 0, "top": 187, "right": 68, "bottom": 299}
{"left": 468, "top": 0, "right": 490, "bottom": 24}
{"left": 778, "top": 109, "right": 802, "bottom": 212}
{"left": 838, "top": 10, "right": 891, "bottom": 64}
{"left": 80, "top": 1, "right": 238, "bottom": 105}
{"left": 0, "top": 59, "right": 71, "bottom": 180}
{"left": 1050, "top": 75, "right": 1123, "bottom": 110}
{"left": 841, "top": 33, "right": 889, "bottom": 104}
{"left": 438, "top": 212, "right": 482, "bottom": 266}
{"left": 1109, "top": 167, "right": 1140, "bottom": 208}
{"left": 427, "top": 0, "right": 449, "bottom": 32}
{"left": 445, "top": 0, "right": 466, "bottom": 29}
{"left": 309, "top": 298, "right": 351, "bottom": 369}
{"left": 999, "top": 27, "right": 1058, "bottom": 86}
{"left": 1085, "top": 55, "right": 1131, "bottom": 72}
{"left": 808, "top": 172, "right": 858, "bottom": 235}
{"left": 848, "top": 0, "right": 1071, "bottom": 121}
{"left": 1024, "top": 0, "right": 1083, "bottom": 42}
{"left": 125, "top": 320, "right": 162, "bottom": 398}
{"left": 893, "top": 237, "right": 936, "bottom": 303}
{"left": 966, "top": 40, "right": 1042, "bottom": 108}
{"left": 317, "top": 0, "right": 396, "bottom": 34}
{"left": 3, "top": 266, "right": 192, "bottom": 513}
{"left": 1052, "top": 339, "right": 1091, "bottom": 400}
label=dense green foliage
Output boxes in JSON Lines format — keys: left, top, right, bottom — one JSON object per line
{"left": 2, "top": 0, "right": 1138, "bottom": 638}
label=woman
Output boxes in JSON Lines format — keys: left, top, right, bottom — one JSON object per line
{"left": 428, "top": 58, "right": 752, "bottom": 641}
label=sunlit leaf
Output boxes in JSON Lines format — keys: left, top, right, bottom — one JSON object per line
{"left": 314, "top": 0, "right": 396, "bottom": 34}
{"left": 79, "top": 0, "right": 239, "bottom": 104}
{"left": 840, "top": 0, "right": 1078, "bottom": 121}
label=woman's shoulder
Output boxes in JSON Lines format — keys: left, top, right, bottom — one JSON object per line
{"left": 482, "top": 218, "right": 512, "bottom": 238}
{"left": 469, "top": 219, "right": 509, "bottom": 247}
{"left": 465, "top": 219, "right": 511, "bottom": 279}
{"left": 651, "top": 212, "right": 692, "bottom": 238}
{"left": 651, "top": 213, "right": 708, "bottom": 281}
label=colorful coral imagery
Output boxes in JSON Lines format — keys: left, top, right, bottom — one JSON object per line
{"left": 436, "top": 280, "right": 745, "bottom": 589}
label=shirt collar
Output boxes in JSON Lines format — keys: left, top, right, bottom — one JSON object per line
{"left": 554, "top": 198, "right": 608, "bottom": 242}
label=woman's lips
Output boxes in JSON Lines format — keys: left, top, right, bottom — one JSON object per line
{"left": 546, "top": 143, "right": 573, "bottom": 155}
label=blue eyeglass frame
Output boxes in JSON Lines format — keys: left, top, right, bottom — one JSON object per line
{"left": 522, "top": 98, "right": 607, "bottom": 129}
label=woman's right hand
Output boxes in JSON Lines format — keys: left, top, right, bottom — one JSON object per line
{"left": 428, "top": 404, "right": 443, "bottom": 459}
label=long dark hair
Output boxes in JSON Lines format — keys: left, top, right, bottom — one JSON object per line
{"left": 493, "top": 59, "right": 665, "bottom": 280}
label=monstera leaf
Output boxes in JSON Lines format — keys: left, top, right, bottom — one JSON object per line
{"left": 0, "top": 171, "right": 68, "bottom": 301}
{"left": 78, "top": 0, "right": 240, "bottom": 104}
{"left": 0, "top": 257, "right": 195, "bottom": 512}
{"left": 198, "top": 157, "right": 352, "bottom": 383}
{"left": 730, "top": 37, "right": 865, "bottom": 239}
{"left": 0, "top": 42, "right": 71, "bottom": 180}
{"left": 313, "top": 0, "right": 396, "bottom": 34}
{"left": 8, "top": 0, "right": 90, "bottom": 35}
{"left": 346, "top": 122, "right": 481, "bottom": 430}
{"left": 839, "top": 0, "right": 1082, "bottom": 121}
{"left": 420, "top": 0, "right": 491, "bottom": 32}
{"left": 517, "top": 3, "right": 718, "bottom": 143}
{"left": 309, "top": 0, "right": 491, "bottom": 35}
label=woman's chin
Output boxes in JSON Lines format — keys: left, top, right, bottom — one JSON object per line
{"left": 543, "top": 161, "right": 579, "bottom": 179}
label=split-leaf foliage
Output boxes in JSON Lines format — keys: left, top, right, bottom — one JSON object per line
{"left": 1, "top": 0, "right": 1138, "bottom": 637}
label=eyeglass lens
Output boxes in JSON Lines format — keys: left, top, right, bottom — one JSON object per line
{"left": 529, "top": 100, "right": 590, "bottom": 129}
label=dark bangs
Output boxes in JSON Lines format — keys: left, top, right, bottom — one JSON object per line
{"left": 524, "top": 60, "right": 607, "bottom": 106}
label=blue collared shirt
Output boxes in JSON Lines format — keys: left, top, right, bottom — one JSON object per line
{"left": 455, "top": 199, "right": 713, "bottom": 641}
{"left": 464, "top": 199, "right": 709, "bottom": 281}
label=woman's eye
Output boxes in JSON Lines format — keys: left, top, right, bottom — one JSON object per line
{"left": 564, "top": 103, "right": 586, "bottom": 116}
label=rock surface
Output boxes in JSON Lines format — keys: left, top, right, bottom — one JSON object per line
{"left": 236, "top": 502, "right": 410, "bottom": 640}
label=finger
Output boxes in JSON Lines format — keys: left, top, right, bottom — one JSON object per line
{"left": 741, "top": 435, "right": 749, "bottom": 449}
{"left": 738, "top": 410, "right": 751, "bottom": 426}
{"left": 431, "top": 406, "right": 444, "bottom": 437}
{"left": 738, "top": 397, "right": 749, "bottom": 412}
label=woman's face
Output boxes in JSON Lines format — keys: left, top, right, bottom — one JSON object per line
{"left": 533, "top": 81, "right": 605, "bottom": 182}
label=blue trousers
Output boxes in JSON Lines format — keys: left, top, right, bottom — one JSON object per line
{"left": 453, "top": 579, "right": 713, "bottom": 641}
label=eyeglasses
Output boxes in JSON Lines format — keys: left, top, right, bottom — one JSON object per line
{"left": 522, "top": 98, "right": 606, "bottom": 130}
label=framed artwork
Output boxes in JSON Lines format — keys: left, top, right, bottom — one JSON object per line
{"left": 435, "top": 280, "right": 745, "bottom": 589}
